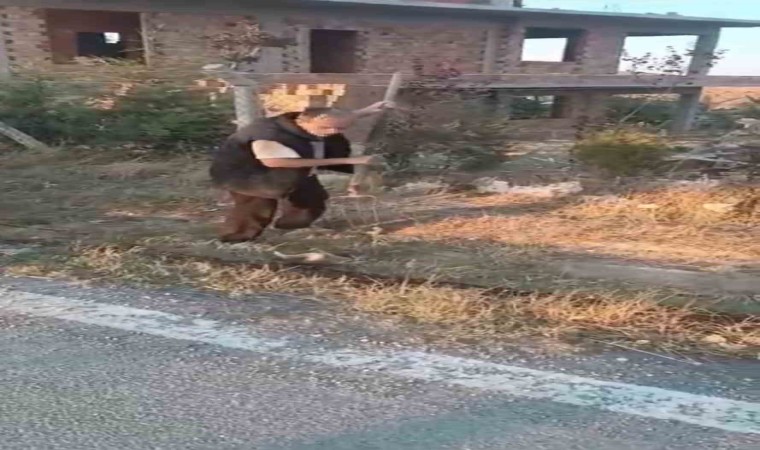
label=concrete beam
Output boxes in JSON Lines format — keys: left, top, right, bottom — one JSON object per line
{"left": 218, "top": 72, "right": 760, "bottom": 90}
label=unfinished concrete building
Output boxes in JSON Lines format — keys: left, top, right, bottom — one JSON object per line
{"left": 2, "top": 0, "right": 760, "bottom": 137}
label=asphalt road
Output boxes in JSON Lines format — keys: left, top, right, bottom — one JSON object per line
{"left": 1, "top": 277, "right": 758, "bottom": 449}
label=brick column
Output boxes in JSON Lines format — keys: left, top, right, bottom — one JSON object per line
{"left": 0, "top": 7, "right": 51, "bottom": 68}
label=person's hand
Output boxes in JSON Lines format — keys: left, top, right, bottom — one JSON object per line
{"left": 356, "top": 101, "right": 396, "bottom": 116}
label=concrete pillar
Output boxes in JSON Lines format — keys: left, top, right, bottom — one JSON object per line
{"left": 567, "top": 93, "right": 607, "bottom": 122}
{"left": 295, "top": 27, "right": 310, "bottom": 73}
{"left": 233, "top": 85, "right": 261, "bottom": 129}
{"left": 0, "top": 39, "right": 10, "bottom": 76}
{"left": 671, "top": 89, "right": 703, "bottom": 133}
{"left": 488, "top": 89, "right": 513, "bottom": 119}
{"left": 0, "top": 19, "right": 10, "bottom": 76}
{"left": 501, "top": 21, "right": 524, "bottom": 72}
{"left": 688, "top": 30, "right": 720, "bottom": 75}
{"left": 551, "top": 95, "right": 573, "bottom": 119}
{"left": 482, "top": 27, "right": 500, "bottom": 74}
{"left": 139, "top": 13, "right": 155, "bottom": 66}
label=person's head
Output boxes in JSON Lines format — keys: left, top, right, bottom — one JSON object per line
{"left": 295, "top": 108, "right": 354, "bottom": 137}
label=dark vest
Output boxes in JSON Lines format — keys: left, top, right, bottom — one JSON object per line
{"left": 210, "top": 113, "right": 353, "bottom": 185}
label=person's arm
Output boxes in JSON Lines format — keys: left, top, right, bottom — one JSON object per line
{"left": 252, "top": 140, "right": 379, "bottom": 169}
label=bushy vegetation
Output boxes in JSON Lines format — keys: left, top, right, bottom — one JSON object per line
{"left": 0, "top": 70, "right": 233, "bottom": 152}
{"left": 573, "top": 129, "right": 673, "bottom": 176}
{"left": 605, "top": 96, "right": 679, "bottom": 128}
{"left": 369, "top": 89, "right": 510, "bottom": 172}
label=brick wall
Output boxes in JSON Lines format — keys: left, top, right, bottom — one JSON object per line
{"left": 0, "top": 7, "right": 50, "bottom": 67}
{"left": 142, "top": 12, "right": 252, "bottom": 68}
{"left": 363, "top": 22, "right": 487, "bottom": 74}
{"left": 0, "top": 3, "right": 707, "bottom": 81}
{"left": 257, "top": 15, "right": 490, "bottom": 76}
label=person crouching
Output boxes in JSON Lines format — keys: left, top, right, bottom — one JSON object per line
{"left": 209, "top": 103, "right": 388, "bottom": 242}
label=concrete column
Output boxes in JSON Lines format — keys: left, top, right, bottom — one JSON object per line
{"left": 567, "top": 93, "right": 607, "bottom": 122}
{"left": 499, "top": 92, "right": 513, "bottom": 119}
{"left": 688, "top": 30, "right": 720, "bottom": 75}
{"left": 671, "top": 89, "right": 703, "bottom": 133}
{"left": 501, "top": 21, "right": 524, "bottom": 72}
{"left": 0, "top": 34, "right": 10, "bottom": 76}
{"left": 0, "top": 15, "right": 10, "bottom": 76}
{"left": 233, "top": 85, "right": 261, "bottom": 129}
{"left": 482, "top": 27, "right": 500, "bottom": 74}
{"left": 139, "top": 13, "right": 155, "bottom": 66}
{"left": 492, "top": 90, "right": 512, "bottom": 118}
{"left": 295, "top": 27, "right": 310, "bottom": 73}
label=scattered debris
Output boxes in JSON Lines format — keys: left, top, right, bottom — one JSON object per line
{"left": 273, "top": 250, "right": 351, "bottom": 265}
{"left": 702, "top": 334, "right": 729, "bottom": 344}
{"left": 669, "top": 119, "right": 759, "bottom": 179}
{"left": 702, "top": 203, "right": 738, "bottom": 214}
{"left": 392, "top": 181, "right": 448, "bottom": 195}
{"left": 0, "top": 245, "right": 34, "bottom": 256}
{"left": 473, "top": 179, "right": 582, "bottom": 197}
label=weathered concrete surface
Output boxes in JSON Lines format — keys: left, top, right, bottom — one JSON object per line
{"left": 1, "top": 277, "right": 758, "bottom": 449}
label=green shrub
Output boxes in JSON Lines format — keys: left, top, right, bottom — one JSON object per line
{"left": 697, "top": 104, "right": 760, "bottom": 132}
{"left": 605, "top": 96, "right": 679, "bottom": 127}
{"left": 573, "top": 130, "right": 673, "bottom": 177}
{"left": 0, "top": 73, "right": 233, "bottom": 152}
{"left": 101, "top": 85, "right": 231, "bottom": 150}
{"left": 0, "top": 79, "right": 103, "bottom": 143}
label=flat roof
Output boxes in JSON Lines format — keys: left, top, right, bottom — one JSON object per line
{"left": 287, "top": 0, "right": 760, "bottom": 28}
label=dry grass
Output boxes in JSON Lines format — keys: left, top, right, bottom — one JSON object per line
{"left": 398, "top": 185, "right": 760, "bottom": 265}
{"left": 2, "top": 151, "right": 758, "bottom": 355}
{"left": 7, "top": 244, "right": 759, "bottom": 356}
{"left": 95, "top": 160, "right": 178, "bottom": 180}
{"left": 571, "top": 185, "right": 759, "bottom": 225}
{"left": 398, "top": 216, "right": 760, "bottom": 264}
{"left": 702, "top": 87, "right": 760, "bottom": 109}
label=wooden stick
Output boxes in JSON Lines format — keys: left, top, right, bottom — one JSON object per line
{"left": 348, "top": 72, "right": 403, "bottom": 196}
{"left": 383, "top": 71, "right": 404, "bottom": 103}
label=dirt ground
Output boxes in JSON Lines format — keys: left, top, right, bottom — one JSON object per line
{"left": 1, "top": 147, "right": 758, "bottom": 356}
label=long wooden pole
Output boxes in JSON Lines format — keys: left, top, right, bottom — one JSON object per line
{"left": 348, "top": 72, "right": 403, "bottom": 196}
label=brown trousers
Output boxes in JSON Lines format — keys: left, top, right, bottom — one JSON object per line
{"left": 218, "top": 175, "right": 328, "bottom": 243}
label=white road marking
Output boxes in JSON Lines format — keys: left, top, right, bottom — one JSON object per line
{"left": 3, "top": 289, "right": 759, "bottom": 434}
